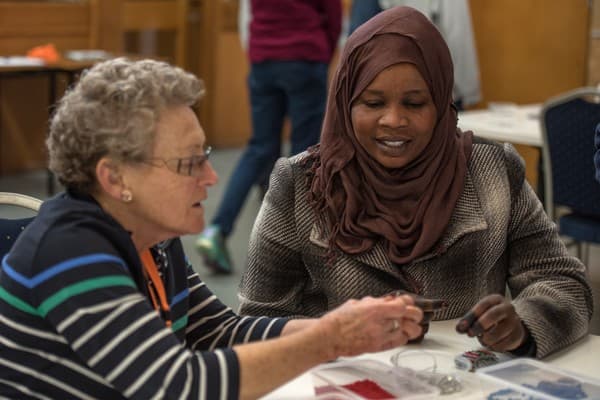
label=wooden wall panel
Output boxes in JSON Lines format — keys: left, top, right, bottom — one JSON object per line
{"left": 469, "top": 0, "right": 589, "bottom": 105}
{"left": 212, "top": 33, "right": 250, "bottom": 148}
{"left": 0, "top": 78, "right": 48, "bottom": 174}
{"left": 0, "top": 0, "right": 99, "bottom": 174}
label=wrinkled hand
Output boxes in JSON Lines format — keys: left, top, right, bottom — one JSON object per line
{"left": 319, "top": 295, "right": 423, "bottom": 359}
{"left": 385, "top": 290, "right": 447, "bottom": 343}
{"left": 455, "top": 294, "right": 527, "bottom": 352}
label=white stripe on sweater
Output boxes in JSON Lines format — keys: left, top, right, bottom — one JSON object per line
{"left": 106, "top": 328, "right": 172, "bottom": 381}
{"left": 0, "top": 313, "right": 66, "bottom": 343}
{"left": 89, "top": 312, "right": 156, "bottom": 366}
{"left": 73, "top": 297, "right": 146, "bottom": 350}
{"left": 57, "top": 294, "right": 143, "bottom": 332}
{"left": 0, "top": 335, "right": 107, "bottom": 385}
{"left": 123, "top": 345, "right": 179, "bottom": 397}
{"left": 0, "top": 378, "right": 52, "bottom": 400}
{"left": 0, "top": 358, "right": 95, "bottom": 400}
{"left": 216, "top": 350, "right": 229, "bottom": 400}
{"left": 149, "top": 351, "right": 191, "bottom": 400}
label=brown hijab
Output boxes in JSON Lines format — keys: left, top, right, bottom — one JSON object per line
{"left": 307, "top": 6, "right": 473, "bottom": 265}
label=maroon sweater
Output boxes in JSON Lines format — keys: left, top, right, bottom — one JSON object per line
{"left": 249, "top": 0, "right": 342, "bottom": 64}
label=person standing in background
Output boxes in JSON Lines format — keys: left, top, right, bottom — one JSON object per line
{"left": 349, "top": 0, "right": 481, "bottom": 110}
{"left": 196, "top": 0, "right": 342, "bottom": 274}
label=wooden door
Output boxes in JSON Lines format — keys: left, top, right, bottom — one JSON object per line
{"left": 469, "top": 0, "right": 590, "bottom": 105}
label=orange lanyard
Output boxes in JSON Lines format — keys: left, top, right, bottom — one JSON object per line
{"left": 140, "top": 249, "right": 171, "bottom": 327}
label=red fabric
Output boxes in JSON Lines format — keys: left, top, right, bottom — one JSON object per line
{"left": 343, "top": 379, "right": 395, "bottom": 399}
{"left": 249, "top": 0, "right": 342, "bottom": 63}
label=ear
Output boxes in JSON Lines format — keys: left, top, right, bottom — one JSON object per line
{"left": 95, "top": 157, "right": 125, "bottom": 201}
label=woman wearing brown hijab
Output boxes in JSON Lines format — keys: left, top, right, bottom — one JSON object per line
{"left": 239, "top": 6, "right": 592, "bottom": 358}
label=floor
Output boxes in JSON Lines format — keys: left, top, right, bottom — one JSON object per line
{"left": 1, "top": 147, "right": 599, "bottom": 334}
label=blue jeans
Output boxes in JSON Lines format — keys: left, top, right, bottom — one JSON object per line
{"left": 212, "top": 61, "right": 328, "bottom": 236}
{"left": 349, "top": 0, "right": 382, "bottom": 34}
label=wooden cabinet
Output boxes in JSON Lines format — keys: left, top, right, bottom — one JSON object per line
{"left": 469, "top": 0, "right": 590, "bottom": 105}
{"left": 192, "top": 0, "right": 251, "bottom": 148}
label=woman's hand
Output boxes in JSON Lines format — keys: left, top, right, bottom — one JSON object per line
{"left": 317, "top": 295, "right": 423, "bottom": 359}
{"left": 384, "top": 290, "right": 447, "bottom": 343}
{"left": 455, "top": 294, "right": 528, "bottom": 352}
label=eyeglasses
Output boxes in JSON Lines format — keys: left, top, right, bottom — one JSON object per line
{"left": 143, "top": 146, "right": 212, "bottom": 177}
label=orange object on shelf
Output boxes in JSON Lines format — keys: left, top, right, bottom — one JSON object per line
{"left": 26, "top": 44, "right": 60, "bottom": 63}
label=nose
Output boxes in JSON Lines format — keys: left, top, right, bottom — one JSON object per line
{"left": 199, "top": 161, "right": 218, "bottom": 186}
{"left": 380, "top": 104, "right": 408, "bottom": 128}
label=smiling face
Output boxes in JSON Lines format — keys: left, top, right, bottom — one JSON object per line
{"left": 120, "top": 105, "right": 218, "bottom": 244}
{"left": 351, "top": 63, "right": 437, "bottom": 169}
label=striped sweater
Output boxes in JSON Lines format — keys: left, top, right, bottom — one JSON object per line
{"left": 0, "top": 191, "right": 287, "bottom": 399}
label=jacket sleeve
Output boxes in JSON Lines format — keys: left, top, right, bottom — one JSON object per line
{"left": 184, "top": 265, "right": 287, "bottom": 351}
{"left": 239, "top": 157, "right": 311, "bottom": 318}
{"left": 503, "top": 143, "right": 593, "bottom": 358}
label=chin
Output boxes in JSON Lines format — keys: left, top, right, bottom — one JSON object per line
{"left": 378, "top": 159, "right": 410, "bottom": 169}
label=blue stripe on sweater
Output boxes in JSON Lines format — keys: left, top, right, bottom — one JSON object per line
{"left": 171, "top": 289, "right": 188, "bottom": 307}
{"left": 2, "top": 253, "right": 127, "bottom": 288}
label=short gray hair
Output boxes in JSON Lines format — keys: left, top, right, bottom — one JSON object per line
{"left": 47, "top": 57, "right": 204, "bottom": 192}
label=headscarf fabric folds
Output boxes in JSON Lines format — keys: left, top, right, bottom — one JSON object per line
{"left": 307, "top": 6, "right": 473, "bottom": 265}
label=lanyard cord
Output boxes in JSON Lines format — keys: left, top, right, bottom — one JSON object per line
{"left": 140, "top": 249, "right": 172, "bottom": 327}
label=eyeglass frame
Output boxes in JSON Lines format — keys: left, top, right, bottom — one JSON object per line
{"left": 141, "top": 146, "right": 212, "bottom": 177}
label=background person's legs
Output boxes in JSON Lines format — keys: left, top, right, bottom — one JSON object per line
{"left": 197, "top": 62, "right": 285, "bottom": 273}
{"left": 254, "top": 61, "right": 328, "bottom": 196}
{"left": 285, "top": 61, "right": 328, "bottom": 156}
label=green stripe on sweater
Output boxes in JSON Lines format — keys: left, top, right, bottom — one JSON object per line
{"left": 171, "top": 315, "right": 188, "bottom": 332}
{"left": 0, "top": 287, "right": 38, "bottom": 315}
{"left": 38, "top": 276, "right": 136, "bottom": 317}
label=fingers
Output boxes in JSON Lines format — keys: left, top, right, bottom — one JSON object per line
{"left": 402, "top": 320, "right": 424, "bottom": 342}
{"left": 383, "top": 290, "right": 447, "bottom": 313}
{"left": 455, "top": 310, "right": 478, "bottom": 333}
{"left": 479, "top": 316, "right": 527, "bottom": 352}
{"left": 414, "top": 297, "right": 448, "bottom": 312}
{"left": 403, "top": 305, "right": 424, "bottom": 323}
{"left": 455, "top": 294, "right": 527, "bottom": 352}
{"left": 456, "top": 294, "right": 504, "bottom": 334}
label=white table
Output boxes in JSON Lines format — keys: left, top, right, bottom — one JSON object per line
{"left": 458, "top": 104, "right": 542, "bottom": 147}
{"left": 262, "top": 319, "right": 600, "bottom": 399}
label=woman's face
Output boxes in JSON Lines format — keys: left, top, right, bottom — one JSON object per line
{"left": 351, "top": 63, "right": 437, "bottom": 169}
{"left": 122, "top": 105, "right": 218, "bottom": 241}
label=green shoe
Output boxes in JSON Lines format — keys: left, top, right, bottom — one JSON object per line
{"left": 196, "top": 225, "right": 233, "bottom": 274}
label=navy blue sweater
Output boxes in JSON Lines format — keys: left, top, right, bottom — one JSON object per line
{"left": 0, "top": 191, "right": 287, "bottom": 399}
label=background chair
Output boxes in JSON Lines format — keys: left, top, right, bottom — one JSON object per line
{"left": 541, "top": 86, "right": 600, "bottom": 265}
{"left": 120, "top": 0, "right": 188, "bottom": 67}
{"left": 0, "top": 192, "right": 42, "bottom": 259}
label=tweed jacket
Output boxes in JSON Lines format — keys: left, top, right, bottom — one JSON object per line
{"left": 239, "top": 138, "right": 593, "bottom": 358}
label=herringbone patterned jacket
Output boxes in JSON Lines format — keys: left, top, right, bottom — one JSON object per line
{"left": 239, "top": 138, "right": 593, "bottom": 358}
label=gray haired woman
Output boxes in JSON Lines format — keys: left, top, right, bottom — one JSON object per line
{"left": 0, "top": 58, "right": 423, "bottom": 399}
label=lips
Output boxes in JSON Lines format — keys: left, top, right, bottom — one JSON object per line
{"left": 374, "top": 136, "right": 412, "bottom": 157}
{"left": 378, "top": 139, "right": 406, "bottom": 147}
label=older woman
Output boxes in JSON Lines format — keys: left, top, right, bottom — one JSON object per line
{"left": 239, "top": 6, "right": 593, "bottom": 358}
{"left": 0, "top": 58, "right": 424, "bottom": 399}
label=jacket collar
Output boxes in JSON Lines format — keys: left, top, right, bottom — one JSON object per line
{"left": 309, "top": 172, "right": 487, "bottom": 275}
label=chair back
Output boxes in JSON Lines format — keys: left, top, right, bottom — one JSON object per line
{"left": 541, "top": 87, "right": 600, "bottom": 220}
{"left": 121, "top": 0, "right": 188, "bottom": 67}
{"left": 0, "top": 192, "right": 42, "bottom": 259}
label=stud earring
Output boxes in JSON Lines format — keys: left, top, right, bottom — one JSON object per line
{"left": 121, "top": 189, "right": 133, "bottom": 203}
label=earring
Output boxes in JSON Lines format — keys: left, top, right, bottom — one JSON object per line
{"left": 121, "top": 189, "right": 133, "bottom": 203}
